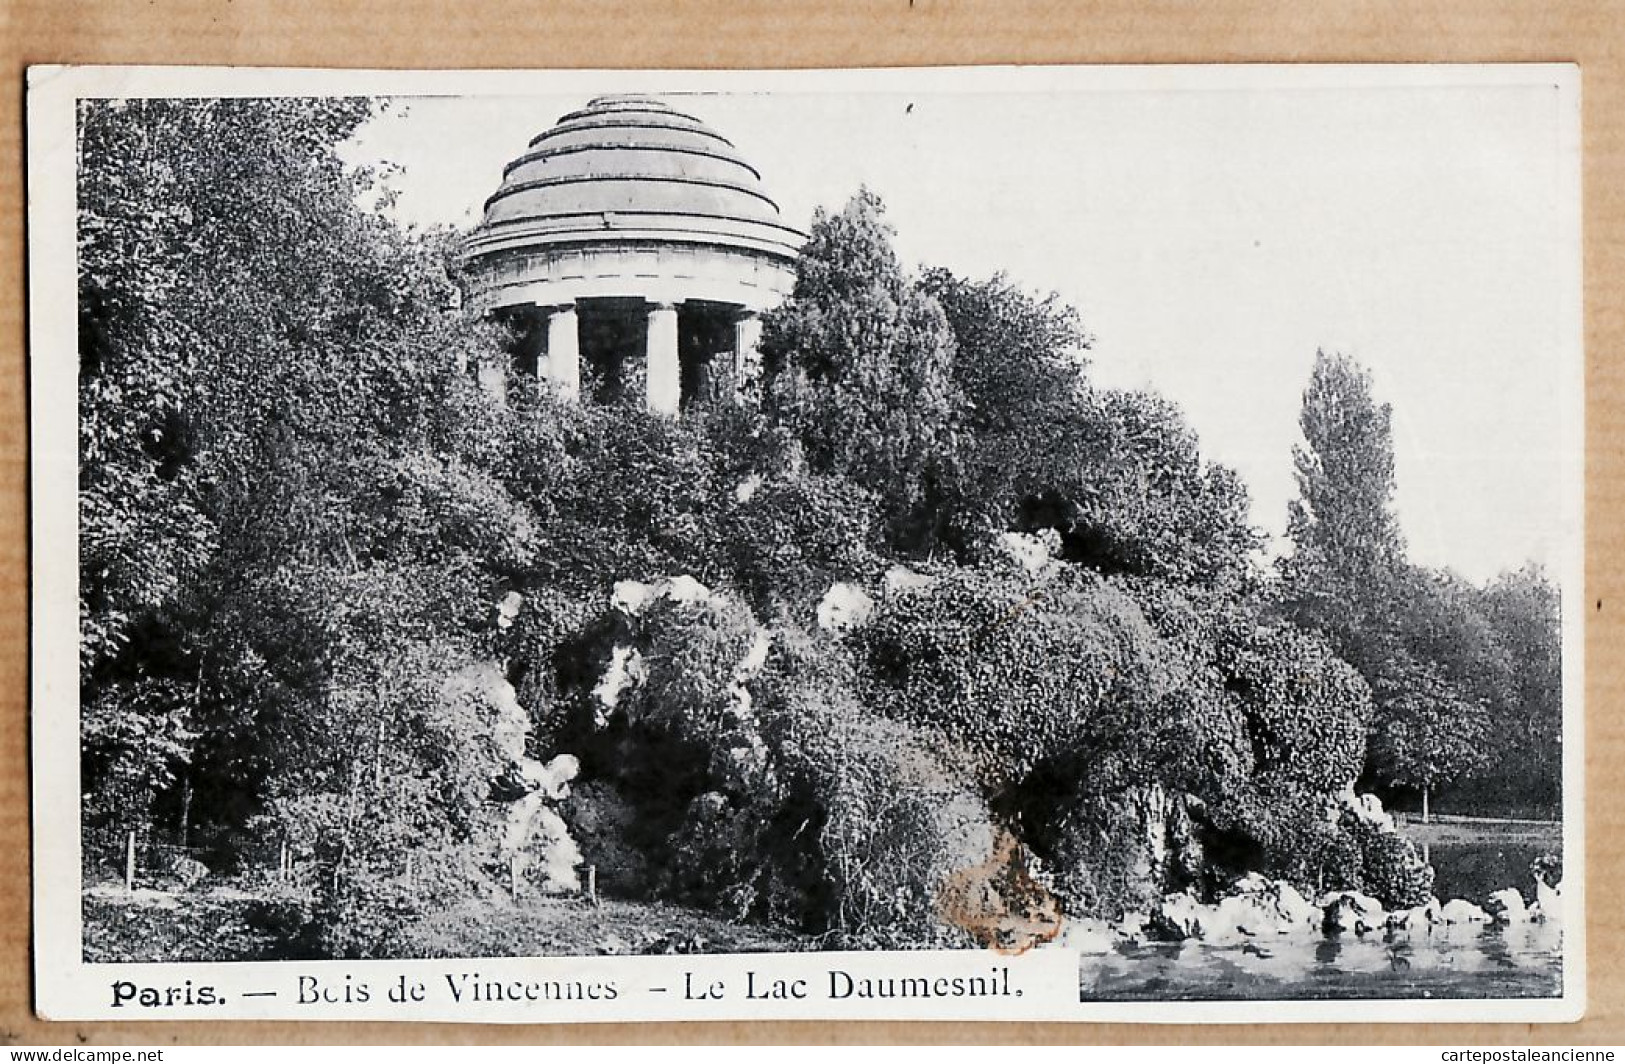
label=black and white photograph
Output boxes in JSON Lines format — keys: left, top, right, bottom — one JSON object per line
{"left": 27, "top": 65, "right": 1583, "bottom": 1023}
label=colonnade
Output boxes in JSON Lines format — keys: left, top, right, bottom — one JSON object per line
{"left": 536, "top": 299, "right": 763, "bottom": 415}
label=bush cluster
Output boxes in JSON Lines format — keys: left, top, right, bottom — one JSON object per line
{"left": 856, "top": 567, "right": 1161, "bottom": 781}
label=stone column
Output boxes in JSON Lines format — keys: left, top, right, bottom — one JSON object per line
{"left": 733, "top": 313, "right": 763, "bottom": 400}
{"left": 545, "top": 304, "right": 580, "bottom": 401}
{"left": 527, "top": 305, "right": 552, "bottom": 382}
{"left": 646, "top": 302, "right": 681, "bottom": 416}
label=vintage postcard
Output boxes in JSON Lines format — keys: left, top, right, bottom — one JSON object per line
{"left": 26, "top": 64, "right": 1584, "bottom": 1023}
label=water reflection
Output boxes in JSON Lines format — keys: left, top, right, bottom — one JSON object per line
{"left": 1080, "top": 924, "right": 1563, "bottom": 1001}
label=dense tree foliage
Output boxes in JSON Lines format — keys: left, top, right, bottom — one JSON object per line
{"left": 1279, "top": 351, "right": 1561, "bottom": 817}
{"left": 758, "top": 191, "right": 960, "bottom": 551}
{"left": 77, "top": 100, "right": 1564, "bottom": 955}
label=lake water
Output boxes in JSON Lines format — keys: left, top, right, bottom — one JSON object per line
{"left": 1426, "top": 838, "right": 1553, "bottom": 907}
{"left": 1080, "top": 922, "right": 1562, "bottom": 1000}
{"left": 1081, "top": 822, "right": 1565, "bottom": 1001}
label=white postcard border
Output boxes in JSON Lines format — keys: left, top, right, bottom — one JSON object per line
{"left": 26, "top": 62, "right": 1587, "bottom": 1025}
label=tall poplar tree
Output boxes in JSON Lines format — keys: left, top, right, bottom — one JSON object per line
{"left": 1284, "top": 351, "right": 1404, "bottom": 580}
{"left": 1279, "top": 350, "right": 1490, "bottom": 818}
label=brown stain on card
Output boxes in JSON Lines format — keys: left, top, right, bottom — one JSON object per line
{"left": 936, "top": 831, "right": 1064, "bottom": 955}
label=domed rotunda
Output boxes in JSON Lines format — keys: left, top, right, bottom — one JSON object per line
{"left": 460, "top": 95, "right": 805, "bottom": 414}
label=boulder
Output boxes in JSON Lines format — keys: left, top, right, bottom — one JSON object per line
{"left": 1332, "top": 785, "right": 1396, "bottom": 831}
{"left": 610, "top": 575, "right": 718, "bottom": 617}
{"left": 592, "top": 646, "right": 646, "bottom": 716}
{"left": 1485, "top": 887, "right": 1530, "bottom": 925}
{"left": 883, "top": 565, "right": 936, "bottom": 595}
{"left": 496, "top": 590, "right": 523, "bottom": 630}
{"left": 1186, "top": 876, "right": 1323, "bottom": 939}
{"left": 610, "top": 579, "right": 659, "bottom": 616}
{"left": 1438, "top": 898, "right": 1491, "bottom": 924}
{"left": 1151, "top": 891, "right": 1211, "bottom": 940}
{"left": 1052, "top": 916, "right": 1117, "bottom": 955}
{"left": 1204, "top": 894, "right": 1268, "bottom": 942}
{"left": 995, "top": 530, "right": 1062, "bottom": 575}
{"left": 817, "top": 581, "right": 875, "bottom": 635}
{"left": 1535, "top": 877, "right": 1563, "bottom": 924}
{"left": 1114, "top": 911, "right": 1150, "bottom": 944}
{"left": 1386, "top": 898, "right": 1442, "bottom": 931}
{"left": 169, "top": 856, "right": 209, "bottom": 891}
{"left": 664, "top": 575, "right": 713, "bottom": 605}
{"left": 522, "top": 753, "right": 579, "bottom": 801}
{"left": 1321, "top": 890, "right": 1387, "bottom": 934}
{"left": 1241, "top": 878, "right": 1322, "bottom": 934}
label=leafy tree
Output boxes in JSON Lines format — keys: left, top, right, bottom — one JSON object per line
{"left": 1216, "top": 622, "right": 1373, "bottom": 798}
{"left": 1065, "top": 390, "right": 1260, "bottom": 588}
{"left": 76, "top": 96, "right": 524, "bottom": 922}
{"left": 1277, "top": 350, "right": 1529, "bottom": 816}
{"left": 916, "top": 269, "right": 1090, "bottom": 551}
{"left": 1283, "top": 349, "right": 1405, "bottom": 586}
{"left": 923, "top": 270, "right": 1260, "bottom": 586}
{"left": 1366, "top": 652, "right": 1491, "bottom": 821}
{"left": 1459, "top": 565, "right": 1564, "bottom": 814}
{"left": 856, "top": 565, "right": 1170, "bottom": 783}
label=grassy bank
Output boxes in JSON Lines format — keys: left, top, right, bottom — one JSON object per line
{"left": 82, "top": 882, "right": 816, "bottom": 963}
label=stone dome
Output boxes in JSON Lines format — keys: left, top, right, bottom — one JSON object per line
{"left": 459, "top": 95, "right": 803, "bottom": 416}
{"left": 461, "top": 95, "right": 804, "bottom": 313}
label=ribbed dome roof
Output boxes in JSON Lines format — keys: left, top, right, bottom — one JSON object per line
{"left": 466, "top": 95, "right": 804, "bottom": 260}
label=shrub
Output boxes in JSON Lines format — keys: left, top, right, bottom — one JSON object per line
{"left": 814, "top": 714, "right": 993, "bottom": 948}
{"left": 1036, "top": 783, "right": 1205, "bottom": 918}
{"left": 308, "top": 863, "right": 420, "bottom": 960}
{"left": 1359, "top": 829, "right": 1434, "bottom": 908}
{"left": 1337, "top": 810, "right": 1434, "bottom": 908}
{"left": 856, "top": 566, "right": 1161, "bottom": 781}
{"left": 1216, "top": 623, "right": 1372, "bottom": 795}
{"left": 625, "top": 594, "right": 763, "bottom": 751}
{"left": 751, "top": 628, "right": 994, "bottom": 946}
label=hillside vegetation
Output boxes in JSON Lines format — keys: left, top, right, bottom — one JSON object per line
{"left": 78, "top": 99, "right": 1562, "bottom": 958}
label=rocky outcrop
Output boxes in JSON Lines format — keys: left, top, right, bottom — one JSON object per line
{"left": 1321, "top": 890, "right": 1386, "bottom": 934}
{"left": 446, "top": 660, "right": 588, "bottom": 897}
{"left": 1485, "top": 888, "right": 1530, "bottom": 925}
{"left": 1438, "top": 898, "right": 1491, "bottom": 925}
{"left": 1045, "top": 783, "right": 1204, "bottom": 919}
{"left": 1386, "top": 898, "right": 1442, "bottom": 931}
{"left": 1150, "top": 877, "right": 1322, "bottom": 942}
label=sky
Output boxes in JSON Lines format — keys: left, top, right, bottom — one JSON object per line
{"left": 342, "top": 71, "right": 1580, "bottom": 585}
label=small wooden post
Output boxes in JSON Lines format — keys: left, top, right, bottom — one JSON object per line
{"left": 404, "top": 852, "right": 415, "bottom": 886}
{"left": 179, "top": 777, "right": 192, "bottom": 851}
{"left": 587, "top": 864, "right": 598, "bottom": 907}
{"left": 509, "top": 854, "right": 521, "bottom": 900}
{"left": 278, "top": 841, "right": 289, "bottom": 883}
{"left": 124, "top": 831, "right": 137, "bottom": 893}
